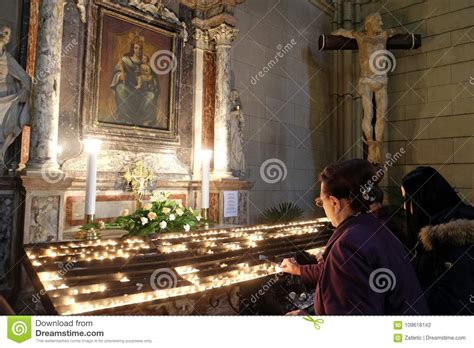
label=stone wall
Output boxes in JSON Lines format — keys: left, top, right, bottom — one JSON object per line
{"left": 359, "top": 0, "right": 474, "bottom": 203}
{"left": 232, "top": 0, "right": 335, "bottom": 223}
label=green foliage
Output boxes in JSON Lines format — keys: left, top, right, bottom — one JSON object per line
{"left": 80, "top": 192, "right": 203, "bottom": 236}
{"left": 260, "top": 202, "right": 304, "bottom": 224}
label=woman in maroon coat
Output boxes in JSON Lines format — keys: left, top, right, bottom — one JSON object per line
{"left": 281, "top": 159, "right": 429, "bottom": 315}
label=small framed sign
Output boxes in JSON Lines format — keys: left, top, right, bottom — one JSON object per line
{"left": 223, "top": 191, "right": 239, "bottom": 218}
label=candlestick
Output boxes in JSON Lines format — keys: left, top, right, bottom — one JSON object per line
{"left": 84, "top": 139, "right": 101, "bottom": 215}
{"left": 201, "top": 150, "right": 212, "bottom": 229}
{"left": 200, "top": 208, "right": 209, "bottom": 230}
{"left": 83, "top": 139, "right": 102, "bottom": 240}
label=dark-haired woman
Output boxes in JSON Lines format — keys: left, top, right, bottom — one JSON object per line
{"left": 369, "top": 183, "right": 409, "bottom": 247}
{"left": 401, "top": 166, "right": 474, "bottom": 314}
{"left": 282, "top": 159, "right": 428, "bottom": 315}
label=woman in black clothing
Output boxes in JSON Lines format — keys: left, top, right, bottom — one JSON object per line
{"left": 401, "top": 166, "right": 474, "bottom": 314}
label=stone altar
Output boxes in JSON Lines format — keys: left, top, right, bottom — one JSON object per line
{"left": 19, "top": 0, "right": 252, "bottom": 245}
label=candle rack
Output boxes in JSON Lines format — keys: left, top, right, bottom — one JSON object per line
{"left": 23, "top": 218, "right": 332, "bottom": 315}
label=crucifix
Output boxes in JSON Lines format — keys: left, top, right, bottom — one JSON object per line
{"left": 319, "top": 12, "right": 421, "bottom": 164}
{"left": 123, "top": 160, "right": 155, "bottom": 209}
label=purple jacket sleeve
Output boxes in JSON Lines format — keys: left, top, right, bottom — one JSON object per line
{"left": 320, "top": 238, "right": 384, "bottom": 314}
{"left": 300, "top": 262, "right": 324, "bottom": 288}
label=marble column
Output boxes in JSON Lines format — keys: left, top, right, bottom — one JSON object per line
{"left": 192, "top": 28, "right": 211, "bottom": 180}
{"left": 208, "top": 24, "right": 238, "bottom": 178}
{"left": 25, "top": 0, "right": 65, "bottom": 175}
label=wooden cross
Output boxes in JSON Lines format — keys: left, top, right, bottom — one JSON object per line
{"left": 318, "top": 27, "right": 421, "bottom": 164}
{"left": 319, "top": 33, "right": 421, "bottom": 51}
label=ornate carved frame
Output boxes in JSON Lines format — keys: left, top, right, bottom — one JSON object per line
{"left": 82, "top": 0, "right": 186, "bottom": 149}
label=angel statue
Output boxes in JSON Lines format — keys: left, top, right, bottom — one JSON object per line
{"left": 0, "top": 26, "right": 30, "bottom": 168}
{"left": 229, "top": 89, "right": 245, "bottom": 177}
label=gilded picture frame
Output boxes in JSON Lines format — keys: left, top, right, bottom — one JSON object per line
{"left": 82, "top": 1, "right": 183, "bottom": 148}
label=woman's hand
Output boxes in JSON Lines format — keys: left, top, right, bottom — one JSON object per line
{"left": 280, "top": 258, "right": 301, "bottom": 276}
{"left": 285, "top": 309, "right": 308, "bottom": 316}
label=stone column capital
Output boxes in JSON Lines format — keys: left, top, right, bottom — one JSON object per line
{"left": 194, "top": 28, "right": 211, "bottom": 50}
{"left": 208, "top": 23, "right": 239, "bottom": 46}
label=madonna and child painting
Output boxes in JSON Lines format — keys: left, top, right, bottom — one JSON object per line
{"left": 96, "top": 11, "right": 176, "bottom": 130}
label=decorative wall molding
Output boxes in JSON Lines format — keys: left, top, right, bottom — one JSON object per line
{"left": 102, "top": 0, "right": 189, "bottom": 44}
{"left": 180, "top": 0, "right": 245, "bottom": 11}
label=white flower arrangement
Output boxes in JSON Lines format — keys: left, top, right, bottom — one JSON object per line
{"left": 82, "top": 192, "right": 205, "bottom": 236}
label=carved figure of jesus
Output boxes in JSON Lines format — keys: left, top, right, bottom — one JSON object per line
{"left": 332, "top": 13, "right": 398, "bottom": 164}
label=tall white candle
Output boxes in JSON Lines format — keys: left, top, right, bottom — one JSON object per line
{"left": 84, "top": 139, "right": 102, "bottom": 215}
{"left": 201, "top": 150, "right": 212, "bottom": 209}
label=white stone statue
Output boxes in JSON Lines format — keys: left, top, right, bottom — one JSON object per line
{"left": 75, "top": 0, "right": 88, "bottom": 23}
{"left": 0, "top": 26, "right": 30, "bottom": 168}
{"left": 229, "top": 89, "right": 245, "bottom": 176}
{"left": 332, "top": 13, "right": 398, "bottom": 164}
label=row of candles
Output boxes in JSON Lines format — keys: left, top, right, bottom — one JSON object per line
{"left": 55, "top": 261, "right": 285, "bottom": 315}
{"left": 81, "top": 139, "right": 213, "bottom": 226}
{"left": 26, "top": 221, "right": 328, "bottom": 315}
{"left": 27, "top": 219, "right": 328, "bottom": 263}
